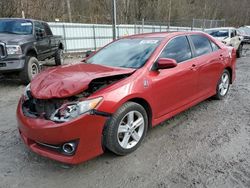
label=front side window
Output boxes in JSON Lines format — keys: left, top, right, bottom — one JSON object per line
{"left": 34, "top": 22, "right": 45, "bottom": 35}
{"left": 0, "top": 19, "right": 33, "bottom": 35}
{"left": 87, "top": 38, "right": 162, "bottom": 69}
{"left": 190, "top": 35, "right": 213, "bottom": 56}
{"left": 230, "top": 30, "right": 237, "bottom": 38}
{"left": 159, "top": 36, "right": 192, "bottom": 63}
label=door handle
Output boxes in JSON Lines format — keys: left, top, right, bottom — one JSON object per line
{"left": 190, "top": 64, "right": 197, "bottom": 70}
{"left": 219, "top": 54, "right": 224, "bottom": 60}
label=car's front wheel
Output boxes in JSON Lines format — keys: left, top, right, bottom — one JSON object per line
{"left": 214, "top": 69, "right": 230, "bottom": 100}
{"left": 104, "top": 102, "right": 148, "bottom": 155}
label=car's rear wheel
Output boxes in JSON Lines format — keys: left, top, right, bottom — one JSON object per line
{"left": 237, "top": 44, "right": 243, "bottom": 58}
{"left": 55, "top": 49, "right": 64, "bottom": 65}
{"left": 104, "top": 102, "right": 148, "bottom": 155}
{"left": 214, "top": 69, "right": 230, "bottom": 100}
{"left": 20, "top": 56, "right": 41, "bottom": 84}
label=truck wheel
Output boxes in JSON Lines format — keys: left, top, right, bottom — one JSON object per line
{"left": 55, "top": 49, "right": 64, "bottom": 65}
{"left": 237, "top": 44, "right": 243, "bottom": 58}
{"left": 20, "top": 56, "right": 41, "bottom": 84}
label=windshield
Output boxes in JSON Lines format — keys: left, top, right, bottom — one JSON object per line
{"left": 0, "top": 19, "right": 33, "bottom": 35}
{"left": 87, "top": 38, "right": 162, "bottom": 68}
{"left": 238, "top": 27, "right": 250, "bottom": 36}
{"left": 206, "top": 29, "right": 229, "bottom": 38}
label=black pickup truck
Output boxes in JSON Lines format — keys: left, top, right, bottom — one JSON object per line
{"left": 0, "top": 18, "right": 64, "bottom": 84}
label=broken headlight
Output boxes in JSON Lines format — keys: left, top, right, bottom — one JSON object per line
{"left": 50, "top": 97, "right": 103, "bottom": 122}
{"left": 23, "top": 84, "right": 31, "bottom": 101}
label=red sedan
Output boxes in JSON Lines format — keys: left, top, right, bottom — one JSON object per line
{"left": 17, "top": 32, "right": 236, "bottom": 164}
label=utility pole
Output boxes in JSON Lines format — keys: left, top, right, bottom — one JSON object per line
{"left": 66, "top": 0, "right": 72, "bottom": 23}
{"left": 168, "top": 0, "right": 172, "bottom": 30}
{"left": 20, "top": 0, "right": 25, "bottom": 18}
{"left": 112, "top": 0, "right": 117, "bottom": 40}
{"left": 203, "top": 0, "right": 207, "bottom": 30}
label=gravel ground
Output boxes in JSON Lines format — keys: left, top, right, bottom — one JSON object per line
{"left": 0, "top": 54, "right": 249, "bottom": 188}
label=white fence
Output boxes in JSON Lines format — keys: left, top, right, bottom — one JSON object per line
{"left": 48, "top": 22, "right": 202, "bottom": 53}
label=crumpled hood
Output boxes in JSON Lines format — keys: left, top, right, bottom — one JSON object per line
{"left": 30, "top": 63, "right": 135, "bottom": 99}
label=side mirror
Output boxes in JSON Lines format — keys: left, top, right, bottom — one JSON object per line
{"left": 157, "top": 58, "right": 177, "bottom": 69}
{"left": 85, "top": 50, "right": 94, "bottom": 57}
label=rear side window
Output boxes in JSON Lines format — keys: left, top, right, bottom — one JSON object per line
{"left": 190, "top": 35, "right": 213, "bottom": 56}
{"left": 160, "top": 36, "right": 192, "bottom": 63}
{"left": 43, "top": 23, "right": 53, "bottom": 36}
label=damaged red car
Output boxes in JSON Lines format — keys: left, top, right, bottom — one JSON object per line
{"left": 17, "top": 32, "right": 236, "bottom": 164}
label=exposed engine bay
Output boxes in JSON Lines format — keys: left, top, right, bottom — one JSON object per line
{"left": 22, "top": 74, "right": 130, "bottom": 120}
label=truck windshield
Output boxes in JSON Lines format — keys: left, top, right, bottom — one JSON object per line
{"left": 0, "top": 19, "right": 33, "bottom": 35}
{"left": 205, "top": 29, "right": 229, "bottom": 38}
{"left": 87, "top": 38, "right": 162, "bottom": 69}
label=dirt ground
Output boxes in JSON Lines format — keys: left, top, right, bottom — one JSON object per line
{"left": 0, "top": 52, "right": 250, "bottom": 188}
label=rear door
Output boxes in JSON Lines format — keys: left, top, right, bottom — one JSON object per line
{"left": 188, "top": 34, "right": 225, "bottom": 98}
{"left": 150, "top": 36, "right": 199, "bottom": 118}
{"left": 43, "top": 22, "right": 56, "bottom": 56}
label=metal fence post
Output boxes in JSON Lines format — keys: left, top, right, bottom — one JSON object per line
{"left": 142, "top": 18, "right": 144, "bottom": 33}
{"left": 92, "top": 25, "right": 97, "bottom": 51}
{"left": 192, "top": 18, "right": 194, "bottom": 31}
{"left": 117, "top": 25, "right": 120, "bottom": 38}
{"left": 62, "top": 24, "right": 67, "bottom": 52}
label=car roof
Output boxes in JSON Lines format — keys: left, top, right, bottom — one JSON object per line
{"left": 0, "top": 18, "right": 45, "bottom": 23}
{"left": 124, "top": 31, "right": 207, "bottom": 39}
{"left": 205, "top": 27, "right": 236, "bottom": 31}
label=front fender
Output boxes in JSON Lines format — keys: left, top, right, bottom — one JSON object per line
{"left": 96, "top": 83, "right": 153, "bottom": 116}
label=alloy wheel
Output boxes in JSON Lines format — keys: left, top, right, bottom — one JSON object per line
{"left": 117, "top": 110, "right": 145, "bottom": 149}
{"left": 219, "top": 72, "right": 230, "bottom": 96}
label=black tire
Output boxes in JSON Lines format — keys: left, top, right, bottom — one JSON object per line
{"left": 19, "top": 56, "right": 41, "bottom": 84}
{"left": 237, "top": 44, "right": 243, "bottom": 58}
{"left": 214, "top": 69, "right": 230, "bottom": 100}
{"left": 103, "top": 102, "right": 148, "bottom": 155}
{"left": 55, "top": 49, "right": 64, "bottom": 66}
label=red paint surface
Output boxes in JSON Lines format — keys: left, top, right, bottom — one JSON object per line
{"left": 30, "top": 63, "right": 135, "bottom": 99}
{"left": 17, "top": 32, "right": 236, "bottom": 164}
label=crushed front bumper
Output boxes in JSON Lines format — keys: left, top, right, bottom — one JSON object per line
{"left": 16, "top": 100, "right": 108, "bottom": 164}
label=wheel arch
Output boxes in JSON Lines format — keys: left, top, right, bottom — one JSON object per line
{"left": 59, "top": 42, "right": 64, "bottom": 50}
{"left": 225, "top": 66, "right": 233, "bottom": 84}
{"left": 25, "top": 47, "right": 38, "bottom": 57}
{"left": 105, "top": 96, "right": 153, "bottom": 128}
{"left": 127, "top": 98, "right": 153, "bottom": 128}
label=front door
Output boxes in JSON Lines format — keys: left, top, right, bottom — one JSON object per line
{"left": 150, "top": 36, "right": 199, "bottom": 118}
